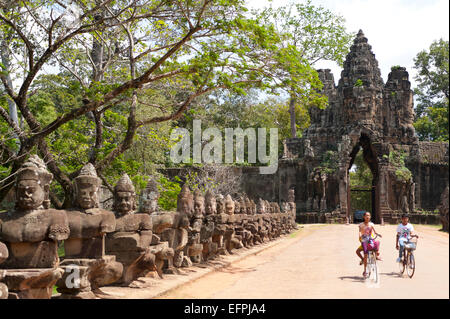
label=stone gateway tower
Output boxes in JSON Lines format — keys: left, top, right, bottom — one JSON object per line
{"left": 279, "top": 30, "right": 449, "bottom": 224}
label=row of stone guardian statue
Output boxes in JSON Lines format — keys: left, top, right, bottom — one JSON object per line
{"left": 0, "top": 156, "right": 297, "bottom": 299}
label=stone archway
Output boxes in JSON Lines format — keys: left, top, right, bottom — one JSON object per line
{"left": 279, "top": 31, "right": 448, "bottom": 224}
{"left": 346, "top": 134, "right": 380, "bottom": 223}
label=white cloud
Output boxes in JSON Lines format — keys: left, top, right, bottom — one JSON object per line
{"left": 247, "top": 0, "right": 449, "bottom": 88}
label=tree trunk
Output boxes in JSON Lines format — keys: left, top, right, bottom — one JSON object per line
{"left": 1, "top": 39, "right": 20, "bottom": 148}
{"left": 289, "top": 95, "right": 296, "bottom": 138}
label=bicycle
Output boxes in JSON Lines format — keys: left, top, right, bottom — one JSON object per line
{"left": 363, "top": 234, "right": 381, "bottom": 283}
{"left": 398, "top": 235, "right": 418, "bottom": 278}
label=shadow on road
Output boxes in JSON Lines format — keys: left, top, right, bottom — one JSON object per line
{"left": 380, "top": 272, "right": 403, "bottom": 278}
{"left": 338, "top": 275, "right": 365, "bottom": 283}
{"left": 219, "top": 266, "right": 257, "bottom": 274}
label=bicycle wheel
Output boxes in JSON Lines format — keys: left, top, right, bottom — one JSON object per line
{"left": 398, "top": 255, "right": 405, "bottom": 275}
{"left": 407, "top": 252, "right": 415, "bottom": 278}
{"left": 366, "top": 253, "right": 372, "bottom": 278}
{"left": 372, "top": 254, "right": 379, "bottom": 283}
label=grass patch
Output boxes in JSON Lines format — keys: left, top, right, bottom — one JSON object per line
{"left": 289, "top": 228, "right": 303, "bottom": 238}
{"left": 58, "top": 241, "right": 65, "bottom": 258}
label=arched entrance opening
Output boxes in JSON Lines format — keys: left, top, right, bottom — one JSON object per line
{"left": 347, "top": 134, "right": 379, "bottom": 223}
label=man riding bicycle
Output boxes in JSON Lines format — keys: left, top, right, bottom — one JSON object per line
{"left": 356, "top": 211, "right": 382, "bottom": 278}
{"left": 396, "top": 214, "right": 418, "bottom": 263}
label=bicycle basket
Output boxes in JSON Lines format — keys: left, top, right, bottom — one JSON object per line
{"left": 405, "top": 238, "right": 417, "bottom": 250}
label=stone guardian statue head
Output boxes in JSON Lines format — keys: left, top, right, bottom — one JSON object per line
{"left": 256, "top": 198, "right": 265, "bottom": 214}
{"left": 177, "top": 184, "right": 194, "bottom": 215}
{"left": 205, "top": 190, "right": 216, "bottom": 215}
{"left": 140, "top": 178, "right": 159, "bottom": 214}
{"left": 15, "top": 155, "right": 53, "bottom": 211}
{"left": 193, "top": 189, "right": 205, "bottom": 216}
{"left": 224, "top": 194, "right": 235, "bottom": 215}
{"left": 73, "top": 163, "right": 102, "bottom": 209}
{"left": 216, "top": 194, "right": 225, "bottom": 215}
{"left": 113, "top": 173, "right": 136, "bottom": 215}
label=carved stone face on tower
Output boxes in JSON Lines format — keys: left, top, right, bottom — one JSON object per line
{"left": 224, "top": 195, "right": 235, "bottom": 215}
{"left": 193, "top": 190, "right": 205, "bottom": 216}
{"left": 177, "top": 184, "right": 193, "bottom": 215}
{"left": 288, "top": 188, "right": 295, "bottom": 203}
{"left": 15, "top": 155, "right": 53, "bottom": 211}
{"left": 73, "top": 163, "right": 102, "bottom": 209}
{"left": 113, "top": 174, "right": 136, "bottom": 215}
{"left": 205, "top": 190, "right": 216, "bottom": 215}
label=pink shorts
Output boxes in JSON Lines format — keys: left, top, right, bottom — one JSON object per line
{"left": 362, "top": 240, "right": 380, "bottom": 254}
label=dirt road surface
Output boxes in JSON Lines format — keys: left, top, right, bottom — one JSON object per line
{"left": 158, "top": 224, "right": 449, "bottom": 299}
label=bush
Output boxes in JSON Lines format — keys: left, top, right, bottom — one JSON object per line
{"left": 158, "top": 175, "right": 182, "bottom": 211}
{"left": 354, "top": 79, "right": 363, "bottom": 87}
{"left": 389, "top": 150, "right": 412, "bottom": 182}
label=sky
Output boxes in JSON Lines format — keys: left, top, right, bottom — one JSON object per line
{"left": 247, "top": 0, "right": 450, "bottom": 88}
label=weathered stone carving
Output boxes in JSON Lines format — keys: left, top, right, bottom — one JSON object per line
{"left": 223, "top": 195, "right": 243, "bottom": 253}
{"left": 438, "top": 185, "right": 449, "bottom": 232}
{"left": 105, "top": 174, "right": 159, "bottom": 285}
{"left": 57, "top": 163, "right": 122, "bottom": 298}
{"left": 304, "top": 139, "right": 315, "bottom": 158}
{"left": 0, "top": 242, "right": 8, "bottom": 299}
{"left": 140, "top": 178, "right": 159, "bottom": 214}
{"left": 212, "top": 194, "right": 227, "bottom": 255}
{"left": 280, "top": 30, "right": 448, "bottom": 223}
{"left": 158, "top": 184, "right": 190, "bottom": 271}
{"left": 0, "top": 155, "right": 69, "bottom": 299}
{"left": 200, "top": 190, "right": 218, "bottom": 260}
{"left": 409, "top": 182, "right": 415, "bottom": 213}
{"left": 185, "top": 189, "right": 204, "bottom": 264}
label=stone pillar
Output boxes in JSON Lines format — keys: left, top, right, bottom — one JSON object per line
{"left": 338, "top": 165, "right": 349, "bottom": 223}
{"left": 378, "top": 165, "right": 391, "bottom": 225}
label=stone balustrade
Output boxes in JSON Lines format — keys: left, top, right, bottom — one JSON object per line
{"left": 0, "top": 156, "right": 297, "bottom": 299}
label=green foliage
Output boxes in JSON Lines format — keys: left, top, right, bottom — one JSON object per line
{"left": 0, "top": 0, "right": 351, "bottom": 205}
{"left": 413, "top": 39, "right": 449, "bottom": 141}
{"left": 176, "top": 91, "right": 310, "bottom": 165}
{"left": 255, "top": 1, "right": 353, "bottom": 136}
{"left": 395, "top": 167, "right": 413, "bottom": 182}
{"left": 391, "top": 65, "right": 402, "bottom": 71}
{"left": 349, "top": 150, "right": 373, "bottom": 212}
{"left": 157, "top": 175, "right": 181, "bottom": 211}
{"left": 350, "top": 191, "right": 372, "bottom": 213}
{"left": 354, "top": 79, "right": 363, "bottom": 87}
{"left": 389, "top": 150, "right": 412, "bottom": 182}
{"left": 58, "top": 242, "right": 65, "bottom": 258}
{"left": 349, "top": 150, "right": 373, "bottom": 187}
{"left": 318, "top": 150, "right": 338, "bottom": 175}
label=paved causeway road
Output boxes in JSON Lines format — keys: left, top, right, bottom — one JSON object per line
{"left": 158, "top": 224, "right": 449, "bottom": 299}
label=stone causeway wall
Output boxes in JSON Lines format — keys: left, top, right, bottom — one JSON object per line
{"left": 0, "top": 157, "right": 297, "bottom": 299}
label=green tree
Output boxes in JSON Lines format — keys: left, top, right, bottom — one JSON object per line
{"left": 0, "top": 0, "right": 326, "bottom": 206}
{"left": 257, "top": 1, "right": 354, "bottom": 137}
{"left": 349, "top": 150, "right": 372, "bottom": 213}
{"left": 349, "top": 150, "right": 372, "bottom": 188}
{"left": 413, "top": 39, "right": 449, "bottom": 141}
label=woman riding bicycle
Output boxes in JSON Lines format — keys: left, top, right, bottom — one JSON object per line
{"left": 356, "top": 212, "right": 382, "bottom": 278}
